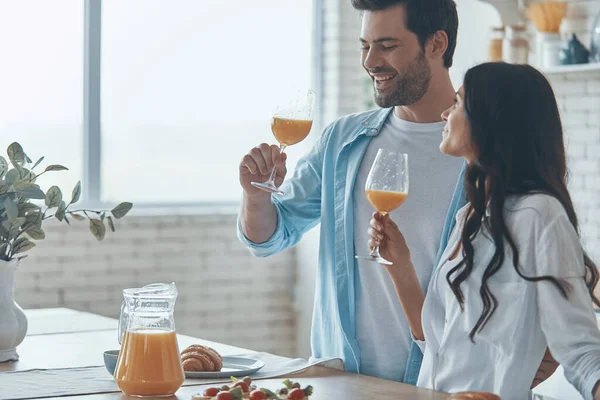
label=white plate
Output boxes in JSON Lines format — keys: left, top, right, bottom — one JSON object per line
{"left": 185, "top": 356, "right": 266, "bottom": 379}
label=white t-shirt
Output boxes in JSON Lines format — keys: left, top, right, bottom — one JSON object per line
{"left": 353, "top": 112, "right": 464, "bottom": 381}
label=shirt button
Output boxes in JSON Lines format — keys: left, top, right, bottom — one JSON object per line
{"left": 362, "top": 121, "right": 368, "bottom": 126}
{"left": 371, "top": 129, "right": 377, "bottom": 134}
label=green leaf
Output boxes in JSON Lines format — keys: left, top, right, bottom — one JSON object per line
{"left": 2, "top": 217, "right": 25, "bottom": 239}
{"left": 5, "top": 169, "right": 19, "bottom": 186}
{"left": 302, "top": 385, "right": 313, "bottom": 396}
{"left": 227, "top": 387, "right": 243, "bottom": 400}
{"left": 89, "top": 218, "right": 106, "bottom": 241}
{"left": 1, "top": 217, "right": 25, "bottom": 231}
{"left": 0, "top": 157, "right": 8, "bottom": 178}
{"left": 4, "top": 197, "right": 18, "bottom": 222}
{"left": 24, "top": 212, "right": 42, "bottom": 229}
{"left": 20, "top": 203, "right": 40, "bottom": 215}
{"left": 25, "top": 155, "right": 32, "bottom": 164}
{"left": 107, "top": 216, "right": 115, "bottom": 232}
{"left": 44, "top": 164, "right": 68, "bottom": 172}
{"left": 15, "top": 183, "right": 45, "bottom": 200}
{"left": 0, "top": 243, "right": 8, "bottom": 258}
{"left": 282, "top": 380, "right": 293, "bottom": 390}
{"left": 259, "top": 388, "right": 281, "bottom": 399}
{"left": 32, "top": 156, "right": 44, "bottom": 170}
{"left": 7, "top": 143, "right": 25, "bottom": 166}
{"left": 45, "top": 186, "right": 62, "bottom": 208}
{"left": 71, "top": 181, "right": 81, "bottom": 203}
{"left": 12, "top": 237, "right": 36, "bottom": 254}
{"left": 71, "top": 213, "right": 85, "bottom": 221}
{"left": 0, "top": 184, "right": 9, "bottom": 195}
{"left": 111, "top": 202, "right": 133, "bottom": 219}
{"left": 64, "top": 215, "right": 70, "bottom": 225}
{"left": 55, "top": 201, "right": 66, "bottom": 222}
{"left": 100, "top": 212, "right": 105, "bottom": 221}
{"left": 18, "top": 167, "right": 33, "bottom": 180}
{"left": 26, "top": 227, "right": 45, "bottom": 240}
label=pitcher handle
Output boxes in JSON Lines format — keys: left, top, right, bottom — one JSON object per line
{"left": 118, "top": 300, "right": 128, "bottom": 345}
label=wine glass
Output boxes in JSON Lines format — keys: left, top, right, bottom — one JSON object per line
{"left": 355, "top": 149, "right": 409, "bottom": 265}
{"left": 251, "top": 89, "right": 316, "bottom": 195}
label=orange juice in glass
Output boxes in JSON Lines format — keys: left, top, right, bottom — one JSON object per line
{"left": 366, "top": 190, "right": 408, "bottom": 214}
{"left": 251, "top": 90, "right": 316, "bottom": 195}
{"left": 356, "top": 150, "right": 409, "bottom": 265}
{"left": 114, "top": 283, "right": 184, "bottom": 397}
{"left": 271, "top": 117, "right": 313, "bottom": 146}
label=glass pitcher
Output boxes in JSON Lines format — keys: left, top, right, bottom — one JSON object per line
{"left": 114, "top": 282, "right": 185, "bottom": 397}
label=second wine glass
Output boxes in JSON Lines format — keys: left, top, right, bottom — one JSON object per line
{"left": 251, "top": 90, "right": 315, "bottom": 196}
{"left": 355, "top": 149, "right": 409, "bottom": 265}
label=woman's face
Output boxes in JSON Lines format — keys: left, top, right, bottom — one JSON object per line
{"left": 440, "top": 86, "right": 477, "bottom": 163}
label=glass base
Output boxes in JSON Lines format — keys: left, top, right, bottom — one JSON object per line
{"left": 355, "top": 254, "right": 393, "bottom": 265}
{"left": 251, "top": 181, "right": 284, "bottom": 196}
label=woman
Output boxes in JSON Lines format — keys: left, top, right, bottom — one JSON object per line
{"left": 368, "top": 62, "right": 600, "bottom": 400}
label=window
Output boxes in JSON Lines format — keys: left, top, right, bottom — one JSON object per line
{"left": 0, "top": 1, "right": 83, "bottom": 195}
{"left": 100, "top": 0, "right": 314, "bottom": 204}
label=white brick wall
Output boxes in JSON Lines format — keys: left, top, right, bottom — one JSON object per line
{"left": 322, "top": 0, "right": 372, "bottom": 124}
{"left": 547, "top": 66, "right": 600, "bottom": 261}
{"left": 13, "top": 214, "right": 297, "bottom": 357}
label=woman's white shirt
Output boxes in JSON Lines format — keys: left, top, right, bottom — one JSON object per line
{"left": 416, "top": 194, "right": 600, "bottom": 400}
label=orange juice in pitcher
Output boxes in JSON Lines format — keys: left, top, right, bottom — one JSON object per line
{"left": 114, "top": 283, "right": 184, "bottom": 397}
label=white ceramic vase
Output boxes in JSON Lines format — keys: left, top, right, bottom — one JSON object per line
{"left": 0, "top": 259, "right": 28, "bottom": 362}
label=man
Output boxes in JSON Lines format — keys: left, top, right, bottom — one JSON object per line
{"left": 237, "top": 0, "right": 556, "bottom": 386}
{"left": 238, "top": 0, "right": 463, "bottom": 384}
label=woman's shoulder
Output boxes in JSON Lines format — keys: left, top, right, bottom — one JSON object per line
{"left": 506, "top": 193, "right": 566, "bottom": 219}
{"left": 504, "top": 193, "right": 571, "bottom": 234}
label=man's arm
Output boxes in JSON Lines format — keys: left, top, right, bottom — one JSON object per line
{"left": 237, "top": 124, "right": 331, "bottom": 255}
{"left": 238, "top": 143, "right": 286, "bottom": 244}
{"left": 239, "top": 194, "right": 279, "bottom": 244}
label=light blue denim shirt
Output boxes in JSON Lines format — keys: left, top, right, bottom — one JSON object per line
{"left": 237, "top": 107, "right": 467, "bottom": 384}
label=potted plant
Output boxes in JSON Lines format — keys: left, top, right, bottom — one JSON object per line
{"left": 0, "top": 142, "right": 133, "bottom": 362}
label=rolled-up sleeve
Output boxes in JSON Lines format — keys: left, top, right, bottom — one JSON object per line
{"left": 536, "top": 216, "right": 600, "bottom": 400}
{"left": 236, "top": 202, "right": 287, "bottom": 257}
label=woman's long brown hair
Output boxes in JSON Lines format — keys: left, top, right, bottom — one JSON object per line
{"left": 446, "top": 62, "right": 600, "bottom": 342}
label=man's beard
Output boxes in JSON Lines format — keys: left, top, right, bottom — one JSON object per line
{"left": 372, "top": 51, "right": 432, "bottom": 108}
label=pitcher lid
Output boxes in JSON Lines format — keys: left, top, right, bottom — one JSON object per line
{"left": 123, "top": 282, "right": 177, "bottom": 298}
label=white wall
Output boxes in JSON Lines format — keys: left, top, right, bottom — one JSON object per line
{"left": 451, "top": 0, "right": 502, "bottom": 87}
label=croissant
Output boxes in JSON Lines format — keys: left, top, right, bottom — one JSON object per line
{"left": 181, "top": 344, "right": 223, "bottom": 372}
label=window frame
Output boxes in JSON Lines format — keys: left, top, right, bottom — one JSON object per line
{"left": 81, "top": 0, "right": 323, "bottom": 213}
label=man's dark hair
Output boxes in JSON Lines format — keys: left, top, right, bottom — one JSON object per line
{"left": 351, "top": 0, "right": 458, "bottom": 68}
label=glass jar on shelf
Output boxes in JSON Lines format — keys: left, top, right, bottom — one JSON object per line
{"left": 488, "top": 26, "right": 505, "bottom": 62}
{"left": 503, "top": 25, "right": 529, "bottom": 64}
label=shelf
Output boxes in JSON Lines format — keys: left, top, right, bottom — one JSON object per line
{"left": 542, "top": 62, "right": 600, "bottom": 74}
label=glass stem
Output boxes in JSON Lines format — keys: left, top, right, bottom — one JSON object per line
{"left": 369, "top": 211, "right": 386, "bottom": 259}
{"left": 370, "top": 245, "right": 383, "bottom": 259}
{"left": 267, "top": 145, "right": 286, "bottom": 184}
